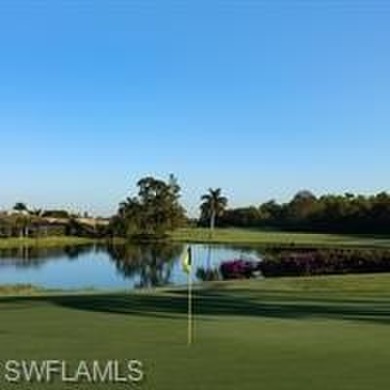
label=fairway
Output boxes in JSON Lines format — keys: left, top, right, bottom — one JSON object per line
{"left": 1, "top": 274, "right": 390, "bottom": 389}
{"left": 171, "top": 228, "right": 390, "bottom": 248}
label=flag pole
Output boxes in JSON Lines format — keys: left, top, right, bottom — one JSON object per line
{"left": 188, "top": 246, "right": 193, "bottom": 346}
{"left": 182, "top": 246, "right": 193, "bottom": 346}
{"left": 188, "top": 265, "right": 193, "bottom": 346}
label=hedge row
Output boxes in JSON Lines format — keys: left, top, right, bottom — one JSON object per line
{"left": 261, "top": 249, "right": 390, "bottom": 277}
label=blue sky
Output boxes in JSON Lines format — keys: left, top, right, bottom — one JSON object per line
{"left": 0, "top": 1, "right": 389, "bottom": 216}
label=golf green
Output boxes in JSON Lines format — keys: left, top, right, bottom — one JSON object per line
{"left": 1, "top": 274, "right": 390, "bottom": 389}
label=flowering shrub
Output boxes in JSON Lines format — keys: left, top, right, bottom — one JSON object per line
{"left": 260, "top": 249, "right": 390, "bottom": 277}
{"left": 220, "top": 259, "right": 261, "bottom": 280}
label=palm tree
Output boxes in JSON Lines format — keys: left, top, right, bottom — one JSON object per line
{"left": 200, "top": 188, "right": 228, "bottom": 237}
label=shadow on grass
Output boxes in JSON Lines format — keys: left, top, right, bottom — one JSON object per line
{"left": 1, "top": 288, "right": 390, "bottom": 325}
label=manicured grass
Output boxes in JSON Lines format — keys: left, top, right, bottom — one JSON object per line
{"left": 0, "top": 236, "right": 97, "bottom": 249}
{"left": 1, "top": 274, "right": 390, "bottom": 389}
{"left": 170, "top": 227, "right": 390, "bottom": 248}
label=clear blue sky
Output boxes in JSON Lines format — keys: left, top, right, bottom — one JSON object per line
{"left": 0, "top": 1, "right": 389, "bottom": 216}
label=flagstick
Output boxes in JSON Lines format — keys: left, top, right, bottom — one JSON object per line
{"left": 188, "top": 269, "right": 193, "bottom": 346}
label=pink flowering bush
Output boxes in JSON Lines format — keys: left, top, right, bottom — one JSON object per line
{"left": 220, "top": 259, "right": 260, "bottom": 280}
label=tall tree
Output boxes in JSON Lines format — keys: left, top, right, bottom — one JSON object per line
{"left": 113, "top": 175, "right": 186, "bottom": 238}
{"left": 200, "top": 188, "right": 228, "bottom": 236}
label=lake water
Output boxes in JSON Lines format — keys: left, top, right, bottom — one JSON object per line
{"left": 0, "top": 243, "right": 262, "bottom": 290}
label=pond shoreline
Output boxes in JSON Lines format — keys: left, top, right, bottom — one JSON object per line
{"left": 2, "top": 272, "right": 390, "bottom": 298}
{"left": 0, "top": 236, "right": 101, "bottom": 249}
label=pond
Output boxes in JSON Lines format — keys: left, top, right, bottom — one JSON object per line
{"left": 0, "top": 243, "right": 263, "bottom": 290}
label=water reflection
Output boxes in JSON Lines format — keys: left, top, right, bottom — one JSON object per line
{"left": 0, "top": 245, "right": 94, "bottom": 269}
{"left": 0, "top": 242, "right": 260, "bottom": 289}
{"left": 105, "top": 243, "right": 184, "bottom": 288}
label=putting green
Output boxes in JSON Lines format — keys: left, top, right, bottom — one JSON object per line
{"left": 1, "top": 274, "right": 390, "bottom": 389}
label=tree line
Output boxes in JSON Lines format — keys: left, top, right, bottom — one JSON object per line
{"left": 1, "top": 176, "right": 389, "bottom": 239}
{"left": 113, "top": 176, "right": 389, "bottom": 237}
{"left": 214, "top": 190, "right": 390, "bottom": 234}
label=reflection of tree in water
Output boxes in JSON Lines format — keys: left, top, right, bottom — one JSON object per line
{"left": 63, "top": 245, "right": 95, "bottom": 259}
{"left": 0, "top": 244, "right": 95, "bottom": 269}
{"left": 105, "top": 242, "right": 184, "bottom": 288}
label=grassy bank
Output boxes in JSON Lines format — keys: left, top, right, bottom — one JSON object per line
{"left": 1, "top": 273, "right": 390, "bottom": 389}
{"left": 170, "top": 227, "right": 390, "bottom": 248}
{"left": 0, "top": 236, "right": 97, "bottom": 249}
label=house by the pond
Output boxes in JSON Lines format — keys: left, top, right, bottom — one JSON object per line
{"left": 0, "top": 210, "right": 109, "bottom": 238}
